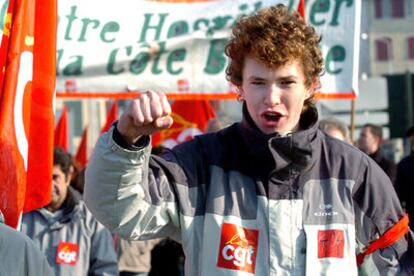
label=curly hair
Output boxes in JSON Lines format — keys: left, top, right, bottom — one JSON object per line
{"left": 225, "top": 4, "right": 323, "bottom": 105}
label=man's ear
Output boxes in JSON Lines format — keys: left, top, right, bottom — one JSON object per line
{"left": 306, "top": 77, "right": 320, "bottom": 99}
{"left": 65, "top": 174, "right": 72, "bottom": 186}
{"left": 65, "top": 166, "right": 74, "bottom": 185}
{"left": 374, "top": 135, "right": 382, "bottom": 146}
{"left": 237, "top": 86, "right": 245, "bottom": 102}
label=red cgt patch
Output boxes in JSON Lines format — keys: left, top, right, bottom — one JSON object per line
{"left": 56, "top": 242, "right": 79, "bottom": 265}
{"left": 318, "top": 229, "right": 345, "bottom": 258}
{"left": 217, "top": 223, "right": 259, "bottom": 274}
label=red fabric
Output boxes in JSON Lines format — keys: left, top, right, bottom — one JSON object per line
{"left": 54, "top": 106, "right": 68, "bottom": 151}
{"left": 357, "top": 214, "right": 409, "bottom": 266}
{"left": 0, "top": 0, "right": 56, "bottom": 228}
{"left": 297, "top": 0, "right": 306, "bottom": 20}
{"left": 317, "top": 230, "right": 345, "bottom": 258}
{"left": 100, "top": 100, "right": 118, "bottom": 133}
{"left": 0, "top": 1, "right": 14, "bottom": 90}
{"left": 152, "top": 100, "right": 216, "bottom": 147}
{"left": 75, "top": 127, "right": 88, "bottom": 167}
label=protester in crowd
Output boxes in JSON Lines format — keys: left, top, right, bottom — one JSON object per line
{"left": 149, "top": 238, "right": 185, "bottom": 276}
{"left": 358, "top": 123, "right": 397, "bottom": 183}
{"left": 319, "top": 117, "right": 351, "bottom": 143}
{"left": 395, "top": 126, "right": 414, "bottom": 229}
{"left": 21, "top": 147, "right": 118, "bottom": 276}
{"left": 0, "top": 210, "right": 53, "bottom": 276}
{"left": 117, "top": 238, "right": 160, "bottom": 276}
{"left": 85, "top": 4, "right": 414, "bottom": 275}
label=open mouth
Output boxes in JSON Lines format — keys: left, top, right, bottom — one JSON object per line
{"left": 263, "top": 112, "right": 282, "bottom": 122}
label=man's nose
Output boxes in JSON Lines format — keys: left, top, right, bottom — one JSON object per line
{"left": 264, "top": 84, "right": 281, "bottom": 106}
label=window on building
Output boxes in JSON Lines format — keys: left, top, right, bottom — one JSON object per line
{"left": 374, "top": 0, "right": 383, "bottom": 18}
{"left": 407, "top": 0, "right": 414, "bottom": 17}
{"left": 376, "top": 38, "right": 393, "bottom": 61}
{"left": 392, "top": 0, "right": 405, "bottom": 18}
{"left": 408, "top": 37, "right": 414, "bottom": 59}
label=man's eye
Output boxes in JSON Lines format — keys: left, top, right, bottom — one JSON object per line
{"left": 251, "top": 81, "right": 264, "bottom": 85}
{"left": 281, "top": 80, "right": 295, "bottom": 85}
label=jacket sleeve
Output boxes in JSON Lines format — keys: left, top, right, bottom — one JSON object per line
{"left": 88, "top": 221, "right": 119, "bottom": 276}
{"left": 84, "top": 126, "right": 183, "bottom": 241}
{"left": 353, "top": 155, "right": 414, "bottom": 275}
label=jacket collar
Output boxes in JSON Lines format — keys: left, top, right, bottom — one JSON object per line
{"left": 61, "top": 186, "right": 80, "bottom": 216}
{"left": 37, "top": 187, "right": 82, "bottom": 224}
{"left": 239, "top": 103, "right": 319, "bottom": 179}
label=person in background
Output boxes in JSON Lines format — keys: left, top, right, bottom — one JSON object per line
{"left": 319, "top": 117, "right": 351, "bottom": 143}
{"left": 0, "top": 210, "right": 53, "bottom": 276}
{"left": 85, "top": 4, "right": 414, "bottom": 275}
{"left": 117, "top": 239, "right": 160, "bottom": 276}
{"left": 21, "top": 147, "right": 118, "bottom": 276}
{"left": 149, "top": 238, "right": 185, "bottom": 276}
{"left": 358, "top": 123, "right": 396, "bottom": 183}
{"left": 395, "top": 126, "right": 414, "bottom": 229}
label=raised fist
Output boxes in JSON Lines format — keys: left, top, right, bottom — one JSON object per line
{"left": 117, "top": 90, "right": 173, "bottom": 144}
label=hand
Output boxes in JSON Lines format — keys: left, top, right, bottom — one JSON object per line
{"left": 117, "top": 90, "right": 173, "bottom": 144}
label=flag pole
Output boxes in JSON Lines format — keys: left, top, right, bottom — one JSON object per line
{"left": 350, "top": 98, "right": 356, "bottom": 143}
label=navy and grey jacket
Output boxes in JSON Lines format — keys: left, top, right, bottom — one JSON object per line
{"left": 21, "top": 187, "right": 118, "bottom": 276}
{"left": 85, "top": 106, "right": 414, "bottom": 276}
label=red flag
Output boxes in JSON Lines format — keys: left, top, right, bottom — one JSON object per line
{"left": 0, "top": 1, "right": 14, "bottom": 90}
{"left": 100, "top": 100, "right": 118, "bottom": 134}
{"left": 0, "top": 0, "right": 57, "bottom": 228}
{"left": 75, "top": 127, "right": 88, "bottom": 167}
{"left": 152, "top": 100, "right": 216, "bottom": 148}
{"left": 54, "top": 106, "right": 68, "bottom": 151}
{"left": 297, "top": 0, "right": 306, "bottom": 20}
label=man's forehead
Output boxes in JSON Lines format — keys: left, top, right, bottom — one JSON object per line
{"left": 52, "top": 165, "right": 64, "bottom": 174}
{"left": 243, "top": 57, "right": 303, "bottom": 75}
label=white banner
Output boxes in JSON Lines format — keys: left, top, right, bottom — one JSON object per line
{"left": 53, "top": 0, "right": 360, "bottom": 97}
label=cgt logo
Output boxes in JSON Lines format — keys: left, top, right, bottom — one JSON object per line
{"left": 217, "top": 223, "right": 259, "bottom": 274}
{"left": 56, "top": 242, "right": 79, "bottom": 265}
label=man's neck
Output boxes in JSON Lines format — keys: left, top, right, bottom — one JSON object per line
{"left": 45, "top": 203, "right": 62, "bottom": 213}
{"left": 367, "top": 145, "right": 380, "bottom": 156}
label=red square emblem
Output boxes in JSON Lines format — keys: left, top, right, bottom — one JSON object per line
{"left": 318, "top": 230, "right": 345, "bottom": 258}
{"left": 217, "top": 223, "right": 259, "bottom": 274}
{"left": 56, "top": 242, "right": 79, "bottom": 265}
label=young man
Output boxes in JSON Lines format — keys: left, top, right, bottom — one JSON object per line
{"left": 85, "top": 4, "right": 414, "bottom": 275}
{"left": 358, "top": 123, "right": 396, "bottom": 183}
{"left": 21, "top": 147, "right": 118, "bottom": 276}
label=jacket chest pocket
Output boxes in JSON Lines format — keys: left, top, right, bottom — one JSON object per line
{"left": 302, "top": 178, "right": 357, "bottom": 275}
{"left": 303, "top": 224, "right": 357, "bottom": 275}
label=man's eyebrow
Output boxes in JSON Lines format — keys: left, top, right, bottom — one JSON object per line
{"left": 246, "top": 75, "right": 299, "bottom": 81}
{"left": 276, "top": 75, "right": 298, "bottom": 80}
{"left": 247, "top": 76, "right": 267, "bottom": 81}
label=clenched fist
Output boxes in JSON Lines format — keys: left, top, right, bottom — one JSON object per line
{"left": 117, "top": 90, "right": 173, "bottom": 144}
